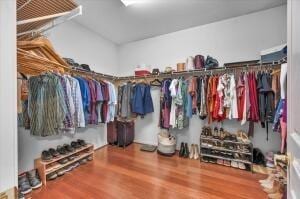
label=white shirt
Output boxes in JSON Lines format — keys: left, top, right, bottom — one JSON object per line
{"left": 169, "top": 79, "right": 178, "bottom": 128}
{"left": 229, "top": 74, "right": 238, "bottom": 119}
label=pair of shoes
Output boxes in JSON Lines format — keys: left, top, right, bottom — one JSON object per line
{"left": 189, "top": 144, "right": 200, "bottom": 160}
{"left": 18, "top": 190, "right": 25, "bottom": 199}
{"left": 79, "top": 158, "right": 88, "bottom": 165}
{"left": 41, "top": 148, "right": 61, "bottom": 162}
{"left": 18, "top": 169, "right": 42, "bottom": 195}
{"left": 179, "top": 142, "right": 189, "bottom": 158}
{"left": 58, "top": 158, "right": 68, "bottom": 164}
{"left": 217, "top": 159, "right": 224, "bottom": 165}
{"left": 201, "top": 126, "right": 212, "bottom": 137}
{"left": 237, "top": 130, "right": 251, "bottom": 144}
{"left": 238, "top": 162, "right": 246, "bottom": 170}
{"left": 231, "top": 161, "right": 239, "bottom": 168}
{"left": 224, "top": 160, "right": 231, "bottom": 166}
{"left": 47, "top": 172, "right": 58, "bottom": 181}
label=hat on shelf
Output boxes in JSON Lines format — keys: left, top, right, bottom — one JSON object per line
{"left": 80, "top": 64, "right": 91, "bottom": 71}
{"left": 152, "top": 68, "right": 160, "bottom": 75}
{"left": 205, "top": 55, "right": 219, "bottom": 69}
{"left": 164, "top": 66, "right": 173, "bottom": 73}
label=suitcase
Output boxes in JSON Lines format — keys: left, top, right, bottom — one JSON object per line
{"left": 107, "top": 119, "right": 117, "bottom": 145}
{"left": 117, "top": 120, "right": 135, "bottom": 148}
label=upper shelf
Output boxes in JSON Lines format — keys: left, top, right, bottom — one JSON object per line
{"left": 17, "top": 0, "right": 81, "bottom": 40}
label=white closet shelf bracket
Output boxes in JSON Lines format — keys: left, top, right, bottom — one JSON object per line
{"left": 17, "top": 5, "right": 82, "bottom": 37}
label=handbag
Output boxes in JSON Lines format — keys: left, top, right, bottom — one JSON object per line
{"left": 177, "top": 63, "right": 185, "bottom": 72}
{"left": 205, "top": 55, "right": 219, "bottom": 69}
{"left": 194, "top": 55, "right": 205, "bottom": 69}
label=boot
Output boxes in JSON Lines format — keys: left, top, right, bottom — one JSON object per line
{"left": 184, "top": 143, "right": 189, "bottom": 158}
{"left": 189, "top": 144, "right": 194, "bottom": 159}
{"left": 194, "top": 144, "right": 199, "bottom": 160}
{"left": 179, "top": 142, "right": 185, "bottom": 157}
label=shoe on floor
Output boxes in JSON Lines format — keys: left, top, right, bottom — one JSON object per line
{"left": 26, "top": 169, "right": 42, "bottom": 189}
{"left": 259, "top": 174, "right": 275, "bottom": 184}
{"left": 179, "top": 142, "right": 185, "bottom": 157}
{"left": 18, "top": 174, "right": 32, "bottom": 195}
{"left": 41, "top": 150, "right": 52, "bottom": 162}
{"left": 47, "top": 172, "right": 58, "bottom": 181}
{"left": 193, "top": 144, "right": 200, "bottom": 160}
{"left": 184, "top": 143, "right": 189, "bottom": 158}
{"left": 189, "top": 144, "right": 195, "bottom": 159}
{"left": 18, "top": 190, "right": 25, "bottom": 199}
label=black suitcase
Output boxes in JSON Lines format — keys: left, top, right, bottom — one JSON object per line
{"left": 117, "top": 120, "right": 135, "bottom": 148}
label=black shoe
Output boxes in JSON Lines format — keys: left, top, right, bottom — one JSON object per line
{"left": 179, "top": 142, "right": 185, "bottom": 157}
{"left": 71, "top": 141, "right": 81, "bottom": 149}
{"left": 49, "top": 148, "right": 60, "bottom": 158}
{"left": 58, "top": 158, "right": 68, "bottom": 164}
{"left": 63, "top": 144, "right": 75, "bottom": 153}
{"left": 184, "top": 143, "right": 189, "bottom": 158}
{"left": 57, "top": 145, "right": 67, "bottom": 155}
{"left": 41, "top": 150, "right": 52, "bottom": 162}
{"left": 77, "top": 139, "right": 87, "bottom": 147}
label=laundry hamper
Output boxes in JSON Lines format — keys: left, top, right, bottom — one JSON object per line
{"left": 157, "top": 131, "right": 176, "bottom": 156}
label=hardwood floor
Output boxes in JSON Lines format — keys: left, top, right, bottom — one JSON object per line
{"left": 29, "top": 143, "right": 267, "bottom": 199}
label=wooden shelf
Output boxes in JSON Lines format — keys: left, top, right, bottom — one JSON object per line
{"left": 200, "top": 145, "right": 252, "bottom": 155}
{"left": 45, "top": 151, "right": 93, "bottom": 175}
{"left": 35, "top": 144, "right": 94, "bottom": 186}
{"left": 38, "top": 144, "right": 93, "bottom": 165}
{"left": 201, "top": 153, "right": 252, "bottom": 164}
{"left": 201, "top": 136, "right": 252, "bottom": 145}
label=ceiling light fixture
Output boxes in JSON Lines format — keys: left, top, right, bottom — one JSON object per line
{"left": 120, "top": 0, "right": 145, "bottom": 7}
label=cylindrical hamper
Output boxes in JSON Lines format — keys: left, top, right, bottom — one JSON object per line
{"left": 157, "top": 132, "right": 176, "bottom": 156}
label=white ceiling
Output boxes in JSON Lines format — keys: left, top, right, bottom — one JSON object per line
{"left": 75, "top": 0, "right": 286, "bottom": 44}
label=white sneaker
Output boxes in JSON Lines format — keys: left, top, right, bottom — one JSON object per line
{"left": 189, "top": 144, "right": 195, "bottom": 159}
{"left": 194, "top": 144, "right": 199, "bottom": 160}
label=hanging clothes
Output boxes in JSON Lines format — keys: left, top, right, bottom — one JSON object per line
{"left": 28, "top": 73, "right": 67, "bottom": 136}
{"left": 228, "top": 74, "right": 238, "bottom": 119}
{"left": 159, "top": 79, "right": 172, "bottom": 129}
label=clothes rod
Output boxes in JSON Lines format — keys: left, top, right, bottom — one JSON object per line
{"left": 115, "top": 60, "right": 285, "bottom": 81}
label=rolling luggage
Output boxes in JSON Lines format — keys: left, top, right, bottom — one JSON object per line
{"left": 117, "top": 120, "right": 135, "bottom": 147}
{"left": 107, "top": 119, "right": 117, "bottom": 145}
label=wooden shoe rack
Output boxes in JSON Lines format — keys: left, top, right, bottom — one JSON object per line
{"left": 200, "top": 136, "right": 253, "bottom": 172}
{"left": 34, "top": 144, "right": 94, "bottom": 186}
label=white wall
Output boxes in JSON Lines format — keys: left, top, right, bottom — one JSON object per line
{"left": 18, "top": 21, "right": 118, "bottom": 173}
{"left": 118, "top": 6, "right": 287, "bottom": 153}
{"left": 0, "top": 0, "right": 17, "bottom": 191}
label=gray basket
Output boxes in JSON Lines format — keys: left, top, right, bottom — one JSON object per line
{"left": 157, "top": 133, "right": 176, "bottom": 156}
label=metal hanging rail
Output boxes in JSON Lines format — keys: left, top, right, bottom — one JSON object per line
{"left": 114, "top": 58, "right": 287, "bottom": 82}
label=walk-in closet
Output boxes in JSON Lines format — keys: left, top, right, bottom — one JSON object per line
{"left": 1, "top": 0, "right": 300, "bottom": 198}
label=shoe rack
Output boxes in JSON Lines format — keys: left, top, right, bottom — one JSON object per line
{"left": 34, "top": 144, "right": 94, "bottom": 186}
{"left": 200, "top": 136, "right": 253, "bottom": 172}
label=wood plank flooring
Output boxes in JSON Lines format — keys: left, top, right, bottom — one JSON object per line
{"left": 29, "top": 143, "right": 267, "bottom": 199}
